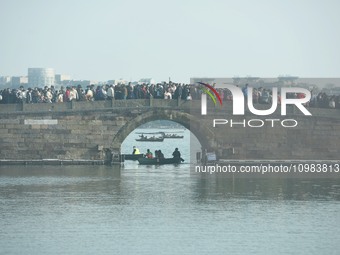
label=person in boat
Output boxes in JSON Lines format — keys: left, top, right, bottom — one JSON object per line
{"left": 172, "top": 148, "right": 181, "bottom": 158}
{"left": 172, "top": 148, "right": 184, "bottom": 162}
{"left": 132, "top": 146, "right": 141, "bottom": 154}
{"left": 158, "top": 150, "right": 165, "bottom": 159}
{"left": 145, "top": 149, "right": 153, "bottom": 158}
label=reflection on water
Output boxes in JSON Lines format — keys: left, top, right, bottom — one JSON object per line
{"left": 0, "top": 165, "right": 339, "bottom": 255}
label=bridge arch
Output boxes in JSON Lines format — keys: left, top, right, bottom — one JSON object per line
{"left": 111, "top": 109, "right": 214, "bottom": 151}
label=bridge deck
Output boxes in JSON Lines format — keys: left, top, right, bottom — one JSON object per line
{"left": 0, "top": 99, "right": 339, "bottom": 119}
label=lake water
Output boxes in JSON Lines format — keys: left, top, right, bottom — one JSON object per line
{"left": 0, "top": 129, "right": 339, "bottom": 254}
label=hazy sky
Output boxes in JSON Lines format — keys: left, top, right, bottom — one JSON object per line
{"left": 1, "top": 0, "right": 339, "bottom": 82}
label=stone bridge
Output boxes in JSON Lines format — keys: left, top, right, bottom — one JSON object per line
{"left": 0, "top": 99, "right": 339, "bottom": 161}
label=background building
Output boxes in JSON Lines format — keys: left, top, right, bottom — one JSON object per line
{"left": 28, "top": 68, "right": 55, "bottom": 87}
{"left": 139, "top": 78, "right": 155, "bottom": 85}
{"left": 11, "top": 76, "right": 28, "bottom": 88}
{"left": 0, "top": 76, "right": 12, "bottom": 88}
{"left": 55, "top": 74, "right": 72, "bottom": 88}
{"left": 55, "top": 74, "right": 71, "bottom": 85}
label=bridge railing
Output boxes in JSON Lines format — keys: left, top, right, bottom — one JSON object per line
{"left": 0, "top": 99, "right": 339, "bottom": 119}
{"left": 0, "top": 99, "right": 192, "bottom": 113}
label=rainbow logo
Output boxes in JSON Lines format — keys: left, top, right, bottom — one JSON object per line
{"left": 197, "top": 82, "right": 223, "bottom": 106}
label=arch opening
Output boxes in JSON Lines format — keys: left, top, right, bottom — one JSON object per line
{"left": 111, "top": 110, "right": 213, "bottom": 163}
{"left": 112, "top": 110, "right": 212, "bottom": 148}
{"left": 121, "top": 120, "right": 201, "bottom": 163}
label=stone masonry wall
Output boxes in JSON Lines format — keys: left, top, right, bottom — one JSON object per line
{"left": 0, "top": 100, "right": 339, "bottom": 160}
{"left": 0, "top": 110, "right": 129, "bottom": 160}
{"left": 207, "top": 114, "right": 340, "bottom": 160}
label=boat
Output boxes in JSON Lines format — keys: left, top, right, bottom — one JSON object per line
{"left": 138, "top": 157, "right": 182, "bottom": 165}
{"left": 122, "top": 154, "right": 144, "bottom": 160}
{"left": 164, "top": 134, "right": 184, "bottom": 139}
{"left": 135, "top": 136, "right": 164, "bottom": 142}
{"left": 135, "top": 133, "right": 164, "bottom": 142}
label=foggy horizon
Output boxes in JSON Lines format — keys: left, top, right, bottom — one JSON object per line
{"left": 1, "top": 0, "right": 340, "bottom": 83}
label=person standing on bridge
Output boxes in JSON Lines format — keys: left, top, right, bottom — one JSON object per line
{"left": 107, "top": 85, "right": 114, "bottom": 100}
{"left": 242, "top": 83, "right": 249, "bottom": 99}
{"left": 132, "top": 146, "right": 140, "bottom": 155}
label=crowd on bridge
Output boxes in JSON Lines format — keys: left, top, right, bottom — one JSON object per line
{"left": 0, "top": 83, "right": 197, "bottom": 104}
{"left": 0, "top": 82, "right": 339, "bottom": 109}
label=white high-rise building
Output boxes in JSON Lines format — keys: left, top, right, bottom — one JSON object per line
{"left": 28, "top": 68, "right": 55, "bottom": 87}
